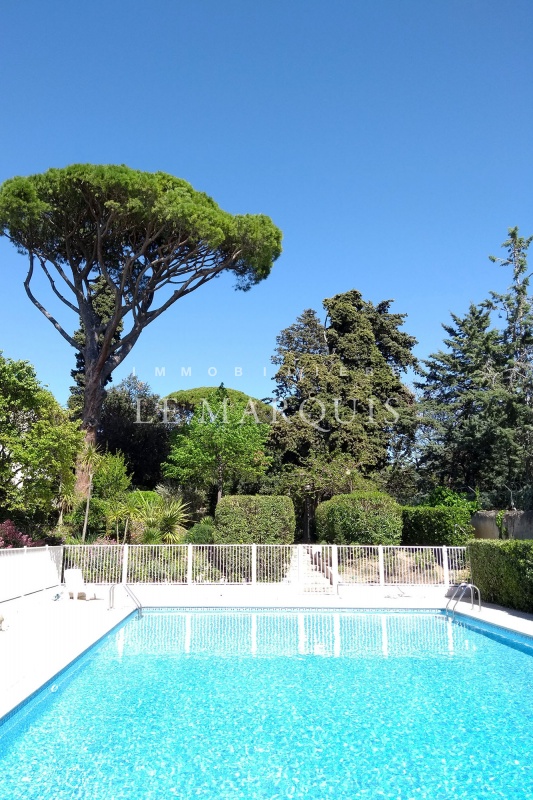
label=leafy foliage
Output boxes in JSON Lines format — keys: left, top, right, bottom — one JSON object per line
{"left": 424, "top": 487, "right": 477, "bottom": 510}
{"left": 186, "top": 517, "right": 216, "bottom": 544}
{"left": 99, "top": 375, "right": 173, "bottom": 488}
{"left": 315, "top": 491, "right": 402, "bottom": 545}
{"left": 0, "top": 164, "right": 282, "bottom": 449}
{"left": 129, "top": 491, "right": 190, "bottom": 544}
{"left": 0, "top": 352, "right": 82, "bottom": 519}
{"left": 268, "top": 292, "right": 418, "bottom": 527}
{"left": 66, "top": 497, "right": 110, "bottom": 541}
{"left": 163, "top": 385, "right": 271, "bottom": 503}
{"left": 468, "top": 539, "right": 533, "bottom": 612}
{"left": 401, "top": 507, "right": 474, "bottom": 546}
{"left": 166, "top": 387, "right": 273, "bottom": 423}
{"left": 0, "top": 519, "right": 44, "bottom": 548}
{"left": 92, "top": 451, "right": 131, "bottom": 499}
{"left": 214, "top": 495, "right": 296, "bottom": 544}
{"left": 416, "top": 228, "right": 533, "bottom": 507}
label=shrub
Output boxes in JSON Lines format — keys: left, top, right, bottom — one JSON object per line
{"left": 0, "top": 519, "right": 44, "bottom": 548}
{"left": 133, "top": 495, "right": 190, "bottom": 544}
{"left": 186, "top": 517, "right": 215, "bottom": 544}
{"left": 66, "top": 497, "right": 109, "bottom": 540}
{"left": 315, "top": 491, "right": 402, "bottom": 545}
{"left": 214, "top": 496, "right": 296, "bottom": 544}
{"left": 468, "top": 540, "right": 533, "bottom": 612}
{"left": 401, "top": 507, "right": 474, "bottom": 547}
{"left": 425, "top": 487, "right": 477, "bottom": 512}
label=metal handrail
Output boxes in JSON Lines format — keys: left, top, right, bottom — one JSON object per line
{"left": 123, "top": 584, "right": 143, "bottom": 618}
{"left": 446, "top": 582, "right": 482, "bottom": 618}
{"left": 108, "top": 583, "right": 117, "bottom": 610}
{"left": 108, "top": 583, "right": 143, "bottom": 618}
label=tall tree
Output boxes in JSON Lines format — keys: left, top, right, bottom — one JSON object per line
{"left": 0, "top": 164, "right": 282, "bottom": 490}
{"left": 417, "top": 228, "right": 533, "bottom": 506}
{"left": 68, "top": 278, "right": 123, "bottom": 419}
{"left": 163, "top": 385, "right": 271, "bottom": 504}
{"left": 269, "top": 291, "right": 418, "bottom": 517}
{"left": 98, "top": 374, "right": 172, "bottom": 488}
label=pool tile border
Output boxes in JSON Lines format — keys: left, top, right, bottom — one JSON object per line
{"left": 0, "top": 610, "right": 136, "bottom": 729}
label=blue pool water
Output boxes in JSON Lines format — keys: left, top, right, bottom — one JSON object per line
{"left": 1, "top": 609, "right": 533, "bottom": 799}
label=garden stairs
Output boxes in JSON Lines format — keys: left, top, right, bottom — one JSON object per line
{"left": 283, "top": 546, "right": 334, "bottom": 593}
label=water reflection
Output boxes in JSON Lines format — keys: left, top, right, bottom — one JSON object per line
{"left": 116, "top": 611, "right": 477, "bottom": 659}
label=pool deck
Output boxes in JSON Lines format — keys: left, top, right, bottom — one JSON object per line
{"left": 1, "top": 583, "right": 533, "bottom": 721}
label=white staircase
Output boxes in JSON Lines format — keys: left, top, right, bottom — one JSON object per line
{"left": 283, "top": 546, "right": 334, "bottom": 593}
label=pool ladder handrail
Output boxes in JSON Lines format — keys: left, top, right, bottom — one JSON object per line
{"left": 446, "top": 582, "right": 482, "bottom": 618}
{"left": 108, "top": 583, "right": 143, "bottom": 618}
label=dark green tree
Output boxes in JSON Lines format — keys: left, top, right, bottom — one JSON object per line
{"left": 98, "top": 374, "right": 172, "bottom": 488}
{"left": 417, "top": 228, "right": 533, "bottom": 507}
{"left": 268, "top": 291, "right": 418, "bottom": 524}
{"left": 0, "top": 164, "right": 282, "bottom": 491}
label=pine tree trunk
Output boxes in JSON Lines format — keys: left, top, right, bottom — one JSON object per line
{"left": 81, "top": 477, "right": 93, "bottom": 543}
{"left": 217, "top": 457, "right": 224, "bottom": 505}
{"left": 75, "top": 367, "right": 106, "bottom": 496}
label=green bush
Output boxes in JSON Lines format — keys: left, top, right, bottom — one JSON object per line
{"left": 402, "top": 506, "right": 474, "bottom": 546}
{"left": 425, "top": 487, "right": 478, "bottom": 512}
{"left": 315, "top": 491, "right": 402, "bottom": 545}
{"left": 214, "top": 496, "right": 295, "bottom": 544}
{"left": 187, "top": 517, "right": 215, "bottom": 544}
{"left": 66, "top": 497, "right": 110, "bottom": 540}
{"left": 468, "top": 540, "right": 533, "bottom": 612}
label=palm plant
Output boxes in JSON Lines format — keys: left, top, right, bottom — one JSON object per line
{"left": 132, "top": 492, "right": 190, "bottom": 544}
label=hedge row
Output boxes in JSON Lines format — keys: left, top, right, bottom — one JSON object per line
{"left": 214, "top": 495, "right": 296, "bottom": 544}
{"left": 468, "top": 540, "right": 533, "bottom": 613}
{"left": 401, "top": 507, "right": 474, "bottom": 547}
{"left": 315, "top": 492, "right": 402, "bottom": 546}
{"left": 205, "top": 494, "right": 475, "bottom": 548}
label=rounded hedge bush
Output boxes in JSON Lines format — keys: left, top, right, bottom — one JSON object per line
{"left": 401, "top": 506, "right": 474, "bottom": 547}
{"left": 315, "top": 491, "right": 402, "bottom": 545}
{"left": 186, "top": 517, "right": 215, "bottom": 544}
{"left": 214, "top": 495, "right": 295, "bottom": 544}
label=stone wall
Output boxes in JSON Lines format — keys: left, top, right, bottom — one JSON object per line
{"left": 471, "top": 510, "right": 533, "bottom": 540}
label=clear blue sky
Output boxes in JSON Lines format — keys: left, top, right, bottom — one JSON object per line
{"left": 1, "top": 0, "right": 532, "bottom": 404}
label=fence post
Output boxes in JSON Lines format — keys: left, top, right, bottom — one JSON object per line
{"left": 331, "top": 545, "right": 339, "bottom": 594}
{"left": 121, "top": 544, "right": 129, "bottom": 584}
{"left": 442, "top": 545, "right": 450, "bottom": 588}
{"left": 20, "top": 545, "right": 28, "bottom": 599}
{"left": 251, "top": 543, "right": 257, "bottom": 585}
{"left": 298, "top": 545, "right": 304, "bottom": 591}
{"left": 187, "top": 544, "right": 193, "bottom": 585}
{"left": 378, "top": 545, "right": 385, "bottom": 586}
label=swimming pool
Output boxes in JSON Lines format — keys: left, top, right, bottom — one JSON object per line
{"left": 1, "top": 609, "right": 532, "bottom": 799}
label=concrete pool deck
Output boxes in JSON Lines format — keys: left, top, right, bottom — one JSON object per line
{"left": 1, "top": 583, "right": 533, "bottom": 720}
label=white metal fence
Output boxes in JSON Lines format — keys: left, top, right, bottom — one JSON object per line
{"left": 0, "top": 544, "right": 470, "bottom": 601}
{"left": 0, "top": 546, "right": 63, "bottom": 603}
{"left": 61, "top": 543, "right": 470, "bottom": 591}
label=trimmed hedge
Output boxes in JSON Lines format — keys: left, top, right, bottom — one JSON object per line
{"left": 402, "top": 506, "right": 474, "bottom": 547}
{"left": 186, "top": 517, "right": 215, "bottom": 544}
{"left": 315, "top": 491, "right": 402, "bottom": 545}
{"left": 468, "top": 540, "right": 533, "bottom": 613}
{"left": 214, "top": 495, "right": 296, "bottom": 544}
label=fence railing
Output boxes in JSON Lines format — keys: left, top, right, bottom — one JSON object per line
{"left": 0, "top": 545, "right": 63, "bottom": 603}
{"left": 60, "top": 544, "right": 470, "bottom": 591}
{"left": 0, "top": 544, "right": 470, "bottom": 601}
